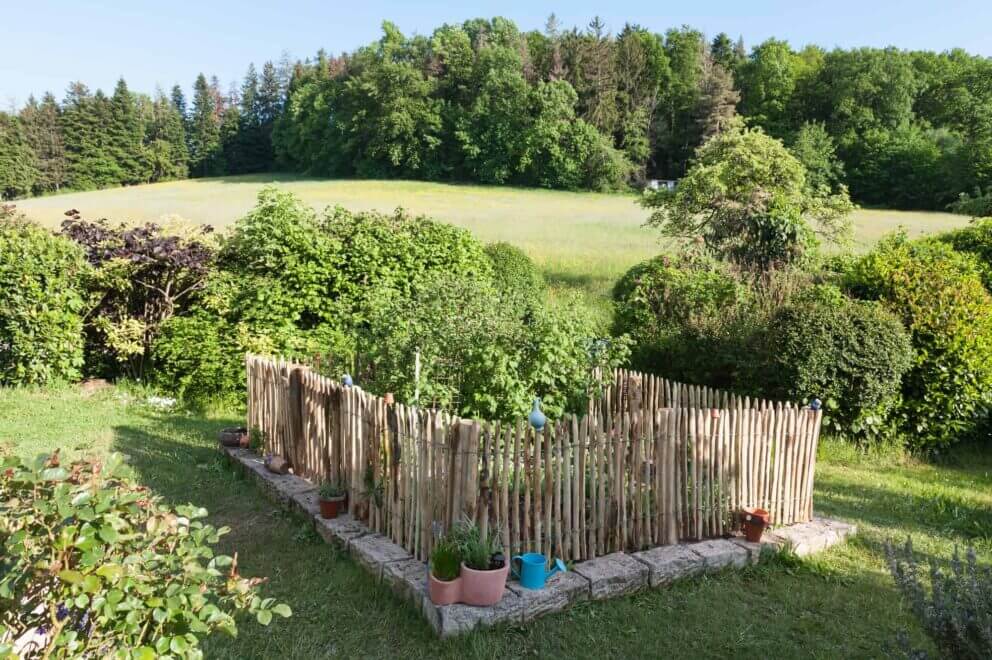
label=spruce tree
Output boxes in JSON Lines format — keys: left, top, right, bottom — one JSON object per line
{"left": 188, "top": 74, "right": 223, "bottom": 177}
{"left": 255, "top": 61, "right": 281, "bottom": 170}
{"left": 19, "top": 93, "right": 67, "bottom": 193}
{"left": 170, "top": 84, "right": 187, "bottom": 117}
{"left": 62, "top": 83, "right": 122, "bottom": 189}
{"left": 147, "top": 89, "right": 189, "bottom": 180}
{"left": 109, "top": 78, "right": 150, "bottom": 184}
{"left": 0, "top": 112, "right": 38, "bottom": 199}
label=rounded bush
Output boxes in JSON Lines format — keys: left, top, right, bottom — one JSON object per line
{"left": 612, "top": 254, "right": 743, "bottom": 376}
{"left": 0, "top": 209, "right": 89, "bottom": 385}
{"left": 761, "top": 295, "right": 914, "bottom": 443}
{"left": 483, "top": 242, "right": 544, "bottom": 304}
{"left": 845, "top": 234, "right": 992, "bottom": 449}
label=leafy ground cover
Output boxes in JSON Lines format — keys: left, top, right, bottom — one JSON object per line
{"left": 14, "top": 176, "right": 968, "bottom": 322}
{"left": 5, "top": 384, "right": 990, "bottom": 657}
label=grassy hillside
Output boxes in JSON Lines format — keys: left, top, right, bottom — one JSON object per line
{"left": 14, "top": 175, "right": 969, "bottom": 317}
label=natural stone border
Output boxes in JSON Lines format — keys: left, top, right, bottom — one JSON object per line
{"left": 222, "top": 446, "right": 857, "bottom": 637}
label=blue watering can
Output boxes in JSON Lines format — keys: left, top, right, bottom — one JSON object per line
{"left": 511, "top": 552, "right": 566, "bottom": 590}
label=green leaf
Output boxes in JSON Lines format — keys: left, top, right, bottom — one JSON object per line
{"left": 58, "top": 569, "right": 84, "bottom": 585}
{"left": 256, "top": 609, "right": 272, "bottom": 626}
{"left": 170, "top": 636, "right": 189, "bottom": 653}
{"left": 272, "top": 603, "right": 292, "bottom": 618}
{"left": 132, "top": 646, "right": 156, "bottom": 660}
{"left": 98, "top": 525, "right": 119, "bottom": 544}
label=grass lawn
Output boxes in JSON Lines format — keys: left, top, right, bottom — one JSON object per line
{"left": 5, "top": 384, "right": 990, "bottom": 657}
{"left": 13, "top": 176, "right": 969, "bottom": 321}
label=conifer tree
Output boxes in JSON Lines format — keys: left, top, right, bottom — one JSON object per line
{"left": 109, "top": 78, "right": 150, "bottom": 184}
{"left": 62, "top": 83, "right": 122, "bottom": 189}
{"left": 188, "top": 74, "right": 223, "bottom": 177}
{"left": 0, "top": 112, "right": 38, "bottom": 199}
{"left": 146, "top": 89, "right": 189, "bottom": 180}
{"left": 19, "top": 93, "right": 67, "bottom": 193}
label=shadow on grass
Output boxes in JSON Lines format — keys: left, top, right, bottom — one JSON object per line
{"left": 101, "top": 405, "right": 930, "bottom": 658}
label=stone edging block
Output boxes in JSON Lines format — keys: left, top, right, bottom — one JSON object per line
{"left": 632, "top": 544, "right": 705, "bottom": 586}
{"left": 221, "top": 445, "right": 858, "bottom": 637}
{"left": 572, "top": 552, "right": 648, "bottom": 600}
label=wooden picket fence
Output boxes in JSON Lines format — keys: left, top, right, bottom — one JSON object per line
{"left": 246, "top": 355, "right": 822, "bottom": 564}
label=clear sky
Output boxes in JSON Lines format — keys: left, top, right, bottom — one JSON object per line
{"left": 3, "top": 0, "right": 990, "bottom": 109}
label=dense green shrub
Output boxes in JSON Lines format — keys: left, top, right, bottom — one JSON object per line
{"left": 0, "top": 208, "right": 89, "bottom": 385}
{"left": 938, "top": 217, "right": 992, "bottom": 290}
{"left": 60, "top": 213, "right": 216, "bottom": 380}
{"left": 484, "top": 242, "right": 544, "bottom": 305}
{"left": 886, "top": 538, "right": 992, "bottom": 659}
{"left": 759, "top": 294, "right": 914, "bottom": 443}
{"left": 0, "top": 452, "right": 289, "bottom": 658}
{"left": 361, "top": 274, "right": 628, "bottom": 420}
{"left": 845, "top": 235, "right": 992, "bottom": 449}
{"left": 612, "top": 254, "right": 744, "bottom": 380}
{"left": 321, "top": 204, "right": 493, "bottom": 325}
{"left": 948, "top": 187, "right": 992, "bottom": 218}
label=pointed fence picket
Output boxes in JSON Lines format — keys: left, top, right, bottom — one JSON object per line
{"left": 245, "top": 355, "right": 822, "bottom": 563}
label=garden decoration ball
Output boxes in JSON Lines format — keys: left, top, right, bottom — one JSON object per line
{"left": 342, "top": 374, "right": 353, "bottom": 387}
{"left": 810, "top": 398, "right": 822, "bottom": 411}
{"left": 529, "top": 397, "right": 546, "bottom": 432}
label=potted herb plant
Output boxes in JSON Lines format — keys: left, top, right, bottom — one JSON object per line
{"left": 318, "top": 481, "right": 347, "bottom": 519}
{"left": 428, "top": 539, "right": 462, "bottom": 605}
{"left": 450, "top": 520, "right": 507, "bottom": 606}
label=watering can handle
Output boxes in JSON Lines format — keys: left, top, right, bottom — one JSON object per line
{"left": 511, "top": 555, "right": 523, "bottom": 578}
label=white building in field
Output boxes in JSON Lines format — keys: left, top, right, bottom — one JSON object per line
{"left": 646, "top": 179, "right": 677, "bottom": 191}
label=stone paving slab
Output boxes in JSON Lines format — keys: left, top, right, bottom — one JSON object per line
{"left": 572, "top": 552, "right": 648, "bottom": 600}
{"left": 506, "top": 571, "right": 591, "bottom": 622}
{"left": 349, "top": 534, "right": 414, "bottom": 579}
{"left": 689, "top": 539, "right": 749, "bottom": 572}
{"left": 632, "top": 544, "right": 705, "bottom": 587}
{"left": 223, "top": 445, "right": 857, "bottom": 637}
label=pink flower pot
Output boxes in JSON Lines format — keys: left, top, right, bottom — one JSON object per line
{"left": 459, "top": 562, "right": 509, "bottom": 606}
{"left": 428, "top": 574, "right": 462, "bottom": 605}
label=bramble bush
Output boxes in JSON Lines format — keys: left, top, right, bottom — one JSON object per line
{"left": 885, "top": 538, "right": 992, "bottom": 659}
{"left": 0, "top": 452, "right": 290, "bottom": 658}
{"left": 0, "top": 206, "right": 89, "bottom": 386}
{"left": 759, "top": 292, "right": 914, "bottom": 443}
{"left": 845, "top": 234, "right": 992, "bottom": 449}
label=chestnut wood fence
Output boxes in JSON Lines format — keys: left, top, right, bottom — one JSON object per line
{"left": 246, "top": 355, "right": 822, "bottom": 563}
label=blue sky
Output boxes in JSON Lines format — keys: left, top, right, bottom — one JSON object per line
{"left": 3, "top": 0, "right": 990, "bottom": 108}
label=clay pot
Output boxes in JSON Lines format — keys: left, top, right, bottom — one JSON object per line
{"left": 742, "top": 507, "right": 771, "bottom": 543}
{"left": 428, "top": 574, "right": 462, "bottom": 606}
{"left": 318, "top": 496, "right": 345, "bottom": 519}
{"left": 459, "top": 562, "right": 509, "bottom": 606}
{"left": 219, "top": 427, "right": 249, "bottom": 448}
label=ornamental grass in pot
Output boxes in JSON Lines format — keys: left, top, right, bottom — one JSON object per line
{"left": 318, "top": 481, "right": 347, "bottom": 519}
{"left": 450, "top": 520, "right": 507, "bottom": 606}
{"left": 428, "top": 540, "right": 462, "bottom": 605}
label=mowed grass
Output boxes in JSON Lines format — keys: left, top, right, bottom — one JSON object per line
{"left": 14, "top": 175, "right": 969, "bottom": 318}
{"left": 6, "top": 385, "right": 991, "bottom": 657}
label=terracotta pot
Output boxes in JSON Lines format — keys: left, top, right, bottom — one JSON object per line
{"left": 742, "top": 507, "right": 771, "bottom": 543}
{"left": 459, "top": 562, "right": 509, "bottom": 606}
{"left": 218, "top": 427, "right": 249, "bottom": 448}
{"left": 428, "top": 573, "right": 462, "bottom": 606}
{"left": 318, "top": 496, "right": 345, "bottom": 519}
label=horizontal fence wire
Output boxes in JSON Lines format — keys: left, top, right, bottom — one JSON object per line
{"left": 245, "top": 354, "right": 822, "bottom": 563}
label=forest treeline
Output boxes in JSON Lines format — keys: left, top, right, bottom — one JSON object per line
{"left": 2, "top": 16, "right": 992, "bottom": 209}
